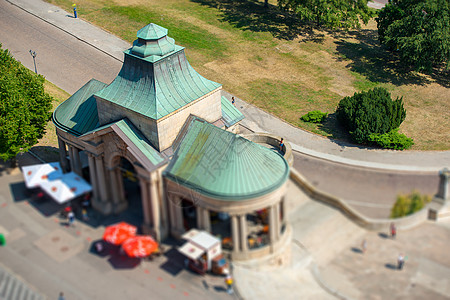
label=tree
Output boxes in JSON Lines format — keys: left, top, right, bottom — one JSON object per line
{"left": 278, "top": 0, "right": 374, "bottom": 29}
{"left": 336, "top": 87, "right": 411, "bottom": 149}
{"left": 376, "top": 0, "right": 450, "bottom": 72}
{"left": 0, "top": 45, "right": 53, "bottom": 162}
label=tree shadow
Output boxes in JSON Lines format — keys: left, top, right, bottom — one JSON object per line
{"left": 190, "top": 0, "right": 323, "bottom": 42}
{"left": 316, "top": 113, "right": 378, "bottom": 150}
{"left": 334, "top": 28, "right": 450, "bottom": 87}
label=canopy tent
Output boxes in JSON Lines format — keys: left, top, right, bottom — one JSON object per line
{"left": 40, "top": 172, "right": 92, "bottom": 204}
{"left": 121, "top": 236, "right": 158, "bottom": 258}
{"left": 22, "top": 162, "right": 63, "bottom": 189}
{"left": 103, "top": 222, "right": 137, "bottom": 245}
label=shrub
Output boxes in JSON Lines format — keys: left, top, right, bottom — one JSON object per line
{"left": 301, "top": 110, "right": 328, "bottom": 123}
{"left": 368, "top": 129, "right": 414, "bottom": 150}
{"left": 390, "top": 191, "right": 432, "bottom": 218}
{"left": 336, "top": 87, "right": 407, "bottom": 144}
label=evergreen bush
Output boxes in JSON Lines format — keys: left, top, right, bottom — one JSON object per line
{"left": 368, "top": 129, "right": 414, "bottom": 150}
{"left": 300, "top": 110, "right": 328, "bottom": 123}
{"left": 336, "top": 87, "right": 408, "bottom": 145}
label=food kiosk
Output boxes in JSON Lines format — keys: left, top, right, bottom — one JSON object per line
{"left": 179, "top": 229, "right": 229, "bottom": 275}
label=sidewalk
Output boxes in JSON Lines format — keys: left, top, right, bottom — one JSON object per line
{"left": 6, "top": 0, "right": 450, "bottom": 173}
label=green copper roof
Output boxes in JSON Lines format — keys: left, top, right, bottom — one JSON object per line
{"left": 95, "top": 51, "right": 221, "bottom": 120}
{"left": 80, "top": 119, "right": 166, "bottom": 171}
{"left": 164, "top": 118, "right": 289, "bottom": 201}
{"left": 221, "top": 96, "right": 244, "bottom": 127}
{"left": 111, "top": 119, "right": 165, "bottom": 168}
{"left": 95, "top": 24, "right": 221, "bottom": 120}
{"left": 137, "top": 23, "right": 168, "bottom": 40}
{"left": 132, "top": 24, "right": 176, "bottom": 57}
{"left": 53, "top": 79, "right": 107, "bottom": 136}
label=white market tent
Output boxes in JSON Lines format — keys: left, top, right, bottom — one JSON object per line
{"left": 179, "top": 229, "right": 221, "bottom": 265}
{"left": 40, "top": 172, "right": 92, "bottom": 204}
{"left": 22, "top": 162, "right": 63, "bottom": 189}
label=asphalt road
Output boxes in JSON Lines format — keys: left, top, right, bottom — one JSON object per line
{"left": 0, "top": 0, "right": 441, "bottom": 220}
{"left": 0, "top": 0, "right": 121, "bottom": 94}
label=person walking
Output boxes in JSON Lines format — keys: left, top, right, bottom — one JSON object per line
{"left": 397, "top": 253, "right": 405, "bottom": 270}
{"left": 231, "top": 96, "right": 236, "bottom": 106}
{"left": 225, "top": 273, "right": 233, "bottom": 294}
{"left": 361, "top": 239, "right": 367, "bottom": 254}
{"left": 58, "top": 292, "right": 65, "bottom": 300}
{"left": 279, "top": 138, "right": 284, "bottom": 152}
{"left": 390, "top": 223, "right": 397, "bottom": 239}
{"left": 68, "top": 211, "right": 75, "bottom": 227}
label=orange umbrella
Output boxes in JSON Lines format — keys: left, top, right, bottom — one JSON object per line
{"left": 122, "top": 236, "right": 158, "bottom": 258}
{"left": 103, "top": 222, "right": 137, "bottom": 245}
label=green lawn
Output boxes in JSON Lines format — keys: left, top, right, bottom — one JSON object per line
{"left": 43, "top": 0, "right": 450, "bottom": 150}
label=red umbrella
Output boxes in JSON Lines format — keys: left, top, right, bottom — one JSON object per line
{"left": 103, "top": 222, "right": 137, "bottom": 245}
{"left": 121, "top": 236, "right": 158, "bottom": 258}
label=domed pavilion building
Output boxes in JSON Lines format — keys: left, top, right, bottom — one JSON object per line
{"left": 53, "top": 23, "right": 290, "bottom": 261}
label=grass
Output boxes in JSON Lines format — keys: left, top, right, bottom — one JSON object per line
{"left": 43, "top": 0, "right": 449, "bottom": 150}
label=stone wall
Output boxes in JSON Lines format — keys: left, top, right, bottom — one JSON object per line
{"left": 157, "top": 89, "right": 222, "bottom": 151}
{"left": 290, "top": 168, "right": 431, "bottom": 231}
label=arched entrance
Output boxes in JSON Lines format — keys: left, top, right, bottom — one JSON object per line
{"left": 117, "top": 157, "right": 143, "bottom": 224}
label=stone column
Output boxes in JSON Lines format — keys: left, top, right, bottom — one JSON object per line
{"left": 168, "top": 194, "right": 184, "bottom": 236}
{"left": 269, "top": 205, "right": 277, "bottom": 245}
{"left": 68, "top": 145, "right": 75, "bottom": 172}
{"left": 231, "top": 215, "right": 240, "bottom": 253}
{"left": 203, "top": 209, "right": 211, "bottom": 233}
{"left": 87, "top": 154, "right": 98, "bottom": 201}
{"left": 274, "top": 202, "right": 280, "bottom": 240}
{"left": 57, "top": 137, "right": 69, "bottom": 172}
{"left": 157, "top": 170, "right": 169, "bottom": 239}
{"left": 149, "top": 172, "right": 161, "bottom": 241}
{"left": 196, "top": 206, "right": 203, "bottom": 229}
{"left": 239, "top": 214, "right": 248, "bottom": 252}
{"left": 72, "top": 147, "right": 82, "bottom": 176}
{"left": 91, "top": 156, "right": 112, "bottom": 215}
{"left": 139, "top": 177, "right": 152, "bottom": 232}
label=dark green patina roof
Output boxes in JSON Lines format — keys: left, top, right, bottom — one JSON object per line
{"left": 94, "top": 24, "right": 221, "bottom": 120}
{"left": 221, "top": 96, "right": 244, "bottom": 127}
{"left": 53, "top": 79, "right": 107, "bottom": 136}
{"left": 164, "top": 118, "right": 289, "bottom": 201}
{"left": 80, "top": 119, "right": 166, "bottom": 170}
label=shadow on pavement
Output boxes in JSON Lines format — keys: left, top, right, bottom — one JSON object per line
{"left": 351, "top": 247, "right": 363, "bottom": 254}
{"left": 160, "top": 247, "right": 184, "bottom": 276}
{"left": 385, "top": 263, "right": 398, "bottom": 270}
{"left": 108, "top": 252, "right": 141, "bottom": 269}
{"left": 378, "top": 232, "right": 389, "bottom": 239}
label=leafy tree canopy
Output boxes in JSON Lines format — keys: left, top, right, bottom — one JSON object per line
{"left": 0, "top": 45, "right": 53, "bottom": 161}
{"left": 278, "top": 0, "right": 374, "bottom": 29}
{"left": 376, "top": 0, "right": 450, "bottom": 72}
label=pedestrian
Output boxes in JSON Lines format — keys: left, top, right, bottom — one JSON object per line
{"left": 68, "top": 211, "right": 75, "bottom": 227}
{"left": 58, "top": 292, "right": 65, "bottom": 300}
{"left": 81, "top": 208, "right": 89, "bottom": 221}
{"left": 390, "top": 222, "right": 396, "bottom": 239}
{"left": 279, "top": 138, "right": 284, "bottom": 152}
{"left": 361, "top": 239, "right": 367, "bottom": 254}
{"left": 397, "top": 253, "right": 405, "bottom": 270}
{"left": 231, "top": 96, "right": 236, "bottom": 106}
{"left": 225, "top": 273, "right": 233, "bottom": 294}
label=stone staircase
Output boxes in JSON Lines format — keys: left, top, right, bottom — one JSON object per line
{"left": 0, "top": 265, "right": 44, "bottom": 300}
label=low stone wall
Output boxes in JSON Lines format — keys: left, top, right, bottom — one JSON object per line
{"left": 290, "top": 168, "right": 431, "bottom": 231}
{"left": 241, "top": 133, "right": 294, "bottom": 167}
